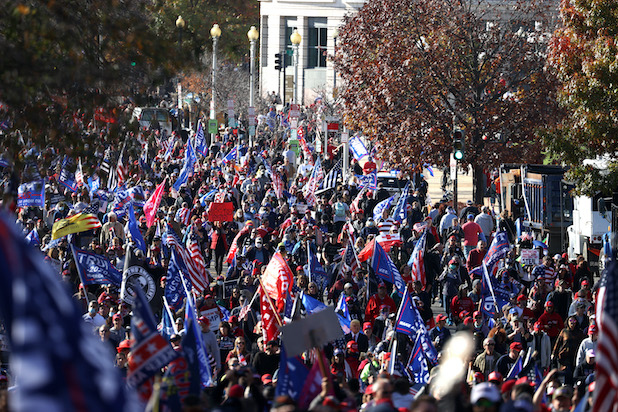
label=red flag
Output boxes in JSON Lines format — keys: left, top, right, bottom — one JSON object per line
{"left": 357, "top": 239, "right": 375, "bottom": 262}
{"left": 260, "top": 288, "right": 279, "bottom": 343}
{"left": 143, "top": 177, "right": 167, "bottom": 228}
{"left": 261, "top": 252, "right": 294, "bottom": 302}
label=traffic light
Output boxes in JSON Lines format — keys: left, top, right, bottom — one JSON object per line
{"left": 275, "top": 53, "right": 282, "bottom": 71}
{"left": 453, "top": 129, "right": 465, "bottom": 161}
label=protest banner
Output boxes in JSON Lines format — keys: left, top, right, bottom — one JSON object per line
{"left": 207, "top": 202, "right": 234, "bottom": 222}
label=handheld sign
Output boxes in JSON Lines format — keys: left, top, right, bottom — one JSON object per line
{"left": 279, "top": 307, "right": 344, "bottom": 358}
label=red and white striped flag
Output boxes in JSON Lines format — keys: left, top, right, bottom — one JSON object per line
{"left": 593, "top": 259, "right": 618, "bottom": 412}
{"left": 350, "top": 187, "right": 366, "bottom": 214}
{"left": 117, "top": 157, "right": 126, "bottom": 187}
{"left": 376, "top": 233, "right": 402, "bottom": 253}
{"left": 272, "top": 172, "right": 284, "bottom": 199}
{"left": 410, "top": 229, "right": 428, "bottom": 289}
{"left": 75, "top": 157, "right": 84, "bottom": 186}
{"left": 165, "top": 224, "right": 207, "bottom": 294}
{"left": 188, "top": 235, "right": 210, "bottom": 287}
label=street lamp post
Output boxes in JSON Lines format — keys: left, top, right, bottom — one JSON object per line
{"left": 210, "top": 23, "right": 221, "bottom": 140}
{"left": 176, "top": 16, "right": 185, "bottom": 132}
{"left": 247, "top": 26, "right": 259, "bottom": 147}
{"left": 332, "top": 29, "right": 337, "bottom": 98}
{"left": 290, "top": 29, "right": 301, "bottom": 104}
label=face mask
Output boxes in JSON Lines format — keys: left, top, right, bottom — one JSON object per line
{"left": 449, "top": 264, "right": 457, "bottom": 270}
{"left": 89, "top": 308, "right": 97, "bottom": 315}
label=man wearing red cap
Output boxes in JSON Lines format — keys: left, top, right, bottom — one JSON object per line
{"left": 365, "top": 284, "right": 396, "bottom": 325}
{"left": 495, "top": 341, "right": 523, "bottom": 377}
{"left": 537, "top": 301, "right": 564, "bottom": 341}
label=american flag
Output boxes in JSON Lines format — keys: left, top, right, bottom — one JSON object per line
{"left": 339, "top": 238, "right": 358, "bottom": 277}
{"left": 116, "top": 156, "right": 126, "bottom": 187}
{"left": 297, "top": 126, "right": 314, "bottom": 166}
{"left": 350, "top": 186, "right": 367, "bottom": 214}
{"left": 75, "top": 157, "right": 84, "bottom": 186}
{"left": 593, "top": 258, "right": 618, "bottom": 412}
{"left": 187, "top": 235, "right": 210, "bottom": 285}
{"left": 175, "top": 206, "right": 191, "bottom": 226}
{"left": 238, "top": 304, "right": 251, "bottom": 321}
{"left": 272, "top": 172, "right": 285, "bottom": 199}
{"left": 166, "top": 224, "right": 208, "bottom": 294}
{"left": 303, "top": 157, "right": 324, "bottom": 206}
{"left": 408, "top": 229, "right": 427, "bottom": 288}
{"left": 82, "top": 199, "right": 100, "bottom": 216}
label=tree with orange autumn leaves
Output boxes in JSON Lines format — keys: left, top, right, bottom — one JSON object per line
{"left": 334, "top": 0, "right": 563, "bottom": 203}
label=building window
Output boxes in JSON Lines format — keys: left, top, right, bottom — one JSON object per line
{"left": 284, "top": 18, "right": 297, "bottom": 67}
{"left": 308, "top": 18, "right": 327, "bottom": 68}
{"left": 261, "top": 16, "right": 268, "bottom": 68}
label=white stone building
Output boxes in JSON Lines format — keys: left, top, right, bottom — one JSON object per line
{"left": 258, "top": 0, "right": 365, "bottom": 105}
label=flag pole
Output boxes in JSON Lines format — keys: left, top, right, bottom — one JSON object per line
{"left": 162, "top": 296, "right": 178, "bottom": 334}
{"left": 257, "top": 278, "right": 284, "bottom": 327}
{"left": 307, "top": 239, "right": 312, "bottom": 284}
{"left": 69, "top": 243, "right": 90, "bottom": 307}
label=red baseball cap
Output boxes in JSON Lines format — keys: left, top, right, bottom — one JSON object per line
{"left": 488, "top": 371, "right": 503, "bottom": 383}
{"left": 510, "top": 342, "right": 523, "bottom": 351}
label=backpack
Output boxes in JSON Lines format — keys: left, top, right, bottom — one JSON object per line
{"left": 334, "top": 202, "right": 346, "bottom": 217}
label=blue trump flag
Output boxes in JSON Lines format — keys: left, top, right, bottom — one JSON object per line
{"left": 395, "top": 287, "right": 439, "bottom": 365}
{"left": 182, "top": 285, "right": 214, "bottom": 389}
{"left": 336, "top": 292, "right": 351, "bottom": 321}
{"left": 59, "top": 157, "right": 78, "bottom": 193}
{"left": 391, "top": 182, "right": 410, "bottom": 223}
{"left": 71, "top": 244, "right": 123, "bottom": 286}
{"left": 195, "top": 122, "right": 207, "bottom": 157}
{"left": 221, "top": 146, "right": 237, "bottom": 164}
{"left": 165, "top": 250, "right": 189, "bottom": 312}
{"left": 17, "top": 180, "right": 45, "bottom": 208}
{"left": 372, "top": 241, "right": 406, "bottom": 297}
{"left": 373, "top": 196, "right": 394, "bottom": 221}
{"left": 25, "top": 229, "right": 40, "bottom": 247}
{"left": 406, "top": 334, "right": 430, "bottom": 385}
{"left": 306, "top": 249, "right": 329, "bottom": 291}
{"left": 111, "top": 188, "right": 132, "bottom": 219}
{"left": 356, "top": 172, "right": 377, "bottom": 191}
{"left": 483, "top": 231, "right": 510, "bottom": 274}
{"left": 480, "top": 262, "right": 510, "bottom": 317}
{"left": 125, "top": 202, "right": 147, "bottom": 253}
{"left": 128, "top": 287, "right": 179, "bottom": 388}
{"left": 506, "top": 354, "right": 523, "bottom": 380}
{"left": 275, "top": 345, "right": 311, "bottom": 400}
{"left": 0, "top": 214, "right": 131, "bottom": 410}
{"left": 173, "top": 139, "right": 197, "bottom": 191}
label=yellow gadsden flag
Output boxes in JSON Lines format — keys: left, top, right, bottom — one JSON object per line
{"left": 51, "top": 213, "right": 102, "bottom": 240}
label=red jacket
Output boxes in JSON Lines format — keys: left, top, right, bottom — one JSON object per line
{"left": 365, "top": 294, "right": 397, "bottom": 324}
{"left": 537, "top": 310, "right": 564, "bottom": 338}
{"left": 451, "top": 296, "right": 475, "bottom": 320}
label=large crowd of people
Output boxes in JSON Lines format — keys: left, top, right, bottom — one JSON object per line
{"left": 0, "top": 99, "right": 604, "bottom": 412}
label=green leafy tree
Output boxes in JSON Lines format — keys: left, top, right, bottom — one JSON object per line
{"left": 544, "top": 0, "right": 618, "bottom": 195}
{"left": 0, "top": 0, "right": 176, "bottom": 151}
{"left": 334, "top": 0, "right": 562, "bottom": 204}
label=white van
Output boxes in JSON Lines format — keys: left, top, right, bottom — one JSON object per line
{"left": 131, "top": 107, "right": 173, "bottom": 135}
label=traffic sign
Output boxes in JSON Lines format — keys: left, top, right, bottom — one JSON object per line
{"left": 208, "top": 119, "right": 218, "bottom": 134}
{"left": 290, "top": 104, "right": 300, "bottom": 119}
{"left": 340, "top": 132, "right": 349, "bottom": 143}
